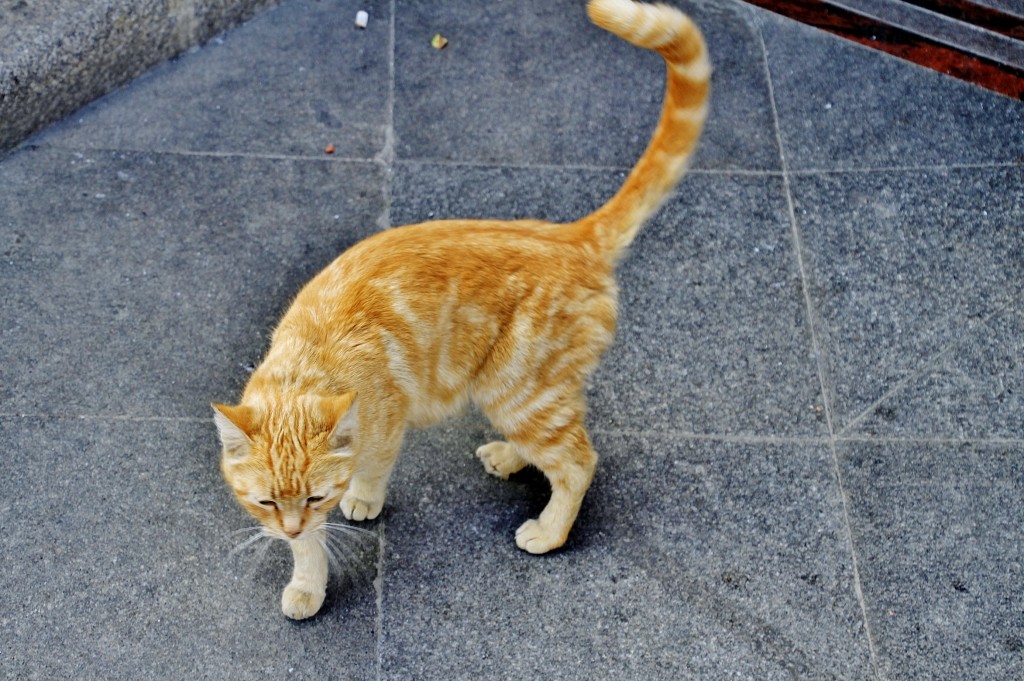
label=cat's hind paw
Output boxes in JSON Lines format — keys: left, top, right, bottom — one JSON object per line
{"left": 340, "top": 489, "right": 384, "bottom": 522}
{"left": 476, "top": 441, "right": 527, "bottom": 479}
{"left": 515, "top": 518, "right": 566, "bottom": 555}
{"left": 281, "top": 583, "right": 325, "bottom": 620}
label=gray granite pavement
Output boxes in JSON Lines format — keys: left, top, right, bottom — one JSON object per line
{"left": 1, "top": 1, "right": 1022, "bottom": 679}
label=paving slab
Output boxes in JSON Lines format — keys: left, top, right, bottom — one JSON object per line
{"left": 756, "top": 11, "right": 1024, "bottom": 171}
{"left": 393, "top": 0, "right": 780, "bottom": 171}
{"left": 788, "top": 165, "right": 1024, "bottom": 434}
{"left": 847, "top": 306, "right": 1024, "bottom": 440}
{"left": 0, "top": 417, "right": 378, "bottom": 680}
{"left": 0, "top": 145, "right": 385, "bottom": 418}
{"left": 33, "top": 0, "right": 391, "bottom": 159}
{"left": 839, "top": 440, "right": 1024, "bottom": 681}
{"left": 380, "top": 422, "right": 873, "bottom": 680}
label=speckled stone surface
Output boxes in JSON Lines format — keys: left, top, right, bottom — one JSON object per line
{"left": 1, "top": 0, "right": 1022, "bottom": 679}
{"left": 380, "top": 424, "right": 872, "bottom": 680}
{"left": 0, "top": 146, "right": 385, "bottom": 418}
{"left": 789, "top": 166, "right": 1024, "bottom": 434}
{"left": 838, "top": 440, "right": 1024, "bottom": 680}
{"left": 393, "top": 0, "right": 780, "bottom": 171}
{"left": 36, "top": 0, "right": 392, "bottom": 159}
{"left": 0, "top": 418, "right": 379, "bottom": 679}
{"left": 756, "top": 10, "right": 1024, "bottom": 170}
{"left": 0, "top": 0, "right": 281, "bottom": 154}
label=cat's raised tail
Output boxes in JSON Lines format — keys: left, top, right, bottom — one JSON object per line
{"left": 580, "top": 0, "right": 710, "bottom": 261}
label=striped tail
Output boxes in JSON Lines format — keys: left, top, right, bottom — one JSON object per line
{"left": 580, "top": 0, "right": 710, "bottom": 260}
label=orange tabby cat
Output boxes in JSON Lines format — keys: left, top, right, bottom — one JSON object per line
{"left": 213, "top": 0, "right": 709, "bottom": 619}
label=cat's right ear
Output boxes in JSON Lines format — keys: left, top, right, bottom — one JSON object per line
{"left": 211, "top": 403, "right": 257, "bottom": 459}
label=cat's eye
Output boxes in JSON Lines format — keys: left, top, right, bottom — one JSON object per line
{"left": 306, "top": 496, "right": 325, "bottom": 505}
{"left": 258, "top": 499, "right": 277, "bottom": 509}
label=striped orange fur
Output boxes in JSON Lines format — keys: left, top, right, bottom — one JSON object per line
{"left": 213, "top": 0, "right": 709, "bottom": 619}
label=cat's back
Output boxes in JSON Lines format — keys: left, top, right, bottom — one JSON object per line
{"left": 323, "top": 218, "right": 613, "bottom": 298}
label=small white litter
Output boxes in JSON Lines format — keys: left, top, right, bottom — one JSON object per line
{"left": 355, "top": 10, "right": 368, "bottom": 28}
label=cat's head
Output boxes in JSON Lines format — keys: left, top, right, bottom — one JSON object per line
{"left": 211, "top": 392, "right": 357, "bottom": 541}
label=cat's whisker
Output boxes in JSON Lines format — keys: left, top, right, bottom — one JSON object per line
{"left": 319, "top": 528, "right": 375, "bottom": 586}
{"left": 322, "top": 521, "right": 376, "bottom": 538}
{"left": 229, "top": 528, "right": 271, "bottom": 557}
{"left": 324, "top": 532, "right": 361, "bottom": 563}
{"left": 244, "top": 534, "right": 275, "bottom": 579}
{"left": 308, "top": 527, "right": 363, "bottom": 585}
{"left": 317, "top": 535, "right": 346, "bottom": 576}
{"left": 323, "top": 525, "right": 377, "bottom": 562}
{"left": 230, "top": 525, "right": 265, "bottom": 536}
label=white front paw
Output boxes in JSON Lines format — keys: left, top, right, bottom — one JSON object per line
{"left": 281, "top": 583, "right": 325, "bottom": 620}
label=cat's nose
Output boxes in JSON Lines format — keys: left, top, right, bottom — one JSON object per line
{"left": 282, "top": 515, "right": 303, "bottom": 538}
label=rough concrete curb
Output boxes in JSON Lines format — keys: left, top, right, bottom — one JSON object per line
{"left": 0, "top": 0, "right": 282, "bottom": 155}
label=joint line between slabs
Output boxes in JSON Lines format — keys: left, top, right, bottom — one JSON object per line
{"left": 376, "top": 5, "right": 397, "bottom": 680}
{"left": 756, "top": 22, "right": 884, "bottom": 680}
{"left": 0, "top": 412, "right": 210, "bottom": 423}
{"left": 372, "top": 0, "right": 397, "bottom": 237}
{"left": 787, "top": 160, "right": 1023, "bottom": 176}
{"left": 27, "top": 141, "right": 382, "bottom": 165}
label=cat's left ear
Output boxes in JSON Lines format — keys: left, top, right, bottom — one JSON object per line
{"left": 319, "top": 392, "right": 358, "bottom": 455}
{"left": 212, "top": 403, "right": 257, "bottom": 459}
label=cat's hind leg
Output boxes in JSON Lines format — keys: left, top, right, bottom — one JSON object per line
{"left": 479, "top": 389, "right": 598, "bottom": 554}
{"left": 511, "top": 412, "right": 597, "bottom": 554}
{"left": 474, "top": 286, "right": 614, "bottom": 552}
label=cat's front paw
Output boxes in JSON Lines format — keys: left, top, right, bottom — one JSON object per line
{"left": 281, "top": 583, "right": 326, "bottom": 620}
{"left": 515, "top": 519, "right": 566, "bottom": 555}
{"left": 340, "top": 488, "right": 384, "bottom": 522}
